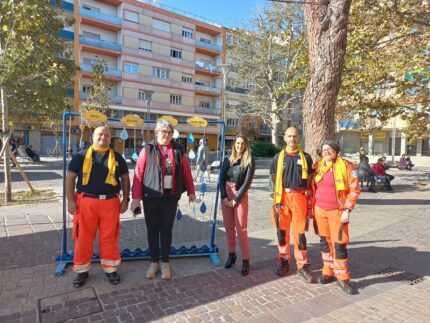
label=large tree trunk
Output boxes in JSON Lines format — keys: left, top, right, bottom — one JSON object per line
{"left": 303, "top": 1, "right": 352, "bottom": 158}
{"left": 271, "top": 109, "right": 279, "bottom": 145}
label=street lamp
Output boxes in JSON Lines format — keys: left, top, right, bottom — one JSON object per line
{"left": 143, "top": 90, "right": 154, "bottom": 144}
{"left": 218, "top": 64, "right": 230, "bottom": 125}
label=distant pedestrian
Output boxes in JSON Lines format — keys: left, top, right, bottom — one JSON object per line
{"left": 66, "top": 126, "right": 130, "bottom": 287}
{"left": 220, "top": 135, "right": 255, "bottom": 276}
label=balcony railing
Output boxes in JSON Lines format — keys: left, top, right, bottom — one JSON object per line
{"left": 195, "top": 107, "right": 221, "bottom": 115}
{"left": 80, "top": 64, "right": 122, "bottom": 78}
{"left": 79, "top": 7, "right": 122, "bottom": 26}
{"left": 195, "top": 40, "right": 222, "bottom": 52}
{"left": 195, "top": 61, "right": 220, "bottom": 73}
{"left": 79, "top": 35, "right": 122, "bottom": 52}
{"left": 52, "top": 0, "right": 74, "bottom": 11}
{"left": 195, "top": 84, "right": 221, "bottom": 95}
{"left": 58, "top": 29, "right": 74, "bottom": 41}
{"left": 79, "top": 91, "right": 122, "bottom": 103}
{"left": 226, "top": 85, "right": 249, "bottom": 94}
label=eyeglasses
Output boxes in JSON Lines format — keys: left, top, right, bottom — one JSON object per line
{"left": 322, "top": 148, "right": 335, "bottom": 153}
{"left": 159, "top": 129, "right": 172, "bottom": 136}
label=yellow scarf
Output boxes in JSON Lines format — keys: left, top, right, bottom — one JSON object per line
{"left": 82, "top": 145, "right": 118, "bottom": 186}
{"left": 315, "top": 156, "right": 348, "bottom": 190}
{"left": 274, "top": 147, "right": 308, "bottom": 204}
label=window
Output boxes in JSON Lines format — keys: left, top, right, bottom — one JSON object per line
{"left": 152, "top": 19, "right": 170, "bottom": 32}
{"left": 170, "top": 49, "right": 182, "bottom": 59}
{"left": 182, "top": 74, "right": 193, "bottom": 83}
{"left": 152, "top": 67, "right": 169, "bottom": 79}
{"left": 182, "top": 28, "right": 193, "bottom": 39}
{"left": 199, "top": 101, "right": 210, "bottom": 109}
{"left": 82, "top": 84, "right": 93, "bottom": 93}
{"left": 124, "top": 10, "right": 138, "bottom": 23}
{"left": 226, "top": 33, "right": 236, "bottom": 45}
{"left": 82, "top": 31, "right": 100, "bottom": 40}
{"left": 124, "top": 62, "right": 138, "bottom": 74}
{"left": 170, "top": 95, "right": 182, "bottom": 105}
{"left": 139, "top": 40, "right": 152, "bottom": 52}
{"left": 199, "top": 37, "right": 211, "bottom": 44}
{"left": 227, "top": 118, "right": 239, "bottom": 126}
{"left": 82, "top": 4, "right": 101, "bottom": 12}
{"left": 138, "top": 90, "right": 147, "bottom": 101}
{"left": 83, "top": 58, "right": 101, "bottom": 65}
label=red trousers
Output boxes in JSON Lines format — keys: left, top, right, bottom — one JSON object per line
{"left": 221, "top": 182, "right": 250, "bottom": 260}
{"left": 73, "top": 193, "right": 121, "bottom": 273}
{"left": 276, "top": 190, "right": 308, "bottom": 269}
{"left": 314, "top": 205, "right": 350, "bottom": 280}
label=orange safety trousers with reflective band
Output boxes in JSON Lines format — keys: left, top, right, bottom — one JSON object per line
{"left": 275, "top": 191, "right": 308, "bottom": 269}
{"left": 314, "top": 205, "right": 350, "bottom": 280}
{"left": 73, "top": 193, "right": 121, "bottom": 273}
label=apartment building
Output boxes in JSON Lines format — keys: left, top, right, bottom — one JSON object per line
{"left": 54, "top": 0, "right": 226, "bottom": 154}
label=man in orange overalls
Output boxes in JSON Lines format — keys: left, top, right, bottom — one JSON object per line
{"left": 66, "top": 126, "right": 130, "bottom": 287}
{"left": 271, "top": 127, "right": 314, "bottom": 283}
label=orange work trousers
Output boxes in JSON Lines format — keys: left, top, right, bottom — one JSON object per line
{"left": 314, "top": 205, "right": 350, "bottom": 280}
{"left": 275, "top": 190, "right": 308, "bottom": 269}
{"left": 73, "top": 193, "right": 121, "bottom": 273}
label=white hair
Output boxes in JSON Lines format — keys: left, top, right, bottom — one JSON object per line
{"left": 155, "top": 119, "right": 174, "bottom": 133}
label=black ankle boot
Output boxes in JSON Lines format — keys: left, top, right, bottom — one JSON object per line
{"left": 225, "top": 253, "right": 236, "bottom": 269}
{"left": 241, "top": 260, "right": 250, "bottom": 276}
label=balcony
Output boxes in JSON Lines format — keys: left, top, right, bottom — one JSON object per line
{"left": 80, "top": 63, "right": 122, "bottom": 79}
{"left": 80, "top": 7, "right": 122, "bottom": 31}
{"left": 195, "top": 40, "right": 222, "bottom": 56}
{"left": 195, "top": 84, "right": 221, "bottom": 96}
{"left": 79, "top": 91, "right": 122, "bottom": 104}
{"left": 79, "top": 35, "right": 122, "bottom": 56}
{"left": 58, "top": 29, "right": 74, "bottom": 41}
{"left": 51, "top": 0, "right": 74, "bottom": 11}
{"left": 195, "top": 107, "right": 221, "bottom": 115}
{"left": 195, "top": 61, "right": 220, "bottom": 76}
{"left": 226, "top": 85, "right": 249, "bottom": 95}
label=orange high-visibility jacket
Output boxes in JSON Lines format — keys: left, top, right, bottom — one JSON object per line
{"left": 312, "top": 159, "right": 361, "bottom": 211}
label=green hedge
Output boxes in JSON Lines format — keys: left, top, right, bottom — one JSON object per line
{"left": 251, "top": 141, "right": 281, "bottom": 157}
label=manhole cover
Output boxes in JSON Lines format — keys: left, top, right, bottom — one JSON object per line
{"left": 38, "top": 287, "right": 102, "bottom": 322}
{"left": 378, "top": 267, "right": 425, "bottom": 286}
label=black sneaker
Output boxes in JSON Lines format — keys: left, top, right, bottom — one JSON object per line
{"left": 297, "top": 266, "right": 314, "bottom": 283}
{"left": 336, "top": 279, "right": 355, "bottom": 295}
{"left": 106, "top": 272, "right": 120, "bottom": 285}
{"left": 276, "top": 259, "right": 289, "bottom": 276}
{"left": 317, "top": 274, "right": 335, "bottom": 284}
{"left": 73, "top": 272, "right": 89, "bottom": 288}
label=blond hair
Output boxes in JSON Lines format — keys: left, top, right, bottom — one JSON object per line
{"left": 229, "top": 135, "right": 252, "bottom": 168}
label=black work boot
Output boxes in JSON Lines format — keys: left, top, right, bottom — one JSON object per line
{"left": 276, "top": 258, "right": 289, "bottom": 276}
{"left": 73, "top": 272, "right": 89, "bottom": 288}
{"left": 106, "top": 271, "right": 120, "bottom": 285}
{"left": 241, "top": 260, "right": 250, "bottom": 276}
{"left": 317, "top": 274, "right": 335, "bottom": 284}
{"left": 297, "top": 265, "right": 314, "bottom": 283}
{"left": 224, "top": 253, "right": 237, "bottom": 269}
{"left": 336, "top": 279, "right": 355, "bottom": 295}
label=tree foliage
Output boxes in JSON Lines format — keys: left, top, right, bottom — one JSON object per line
{"left": 338, "top": 0, "right": 430, "bottom": 142}
{"left": 227, "top": 2, "right": 308, "bottom": 144}
{"left": 81, "top": 61, "right": 113, "bottom": 115}
{"left": 0, "top": 0, "right": 77, "bottom": 131}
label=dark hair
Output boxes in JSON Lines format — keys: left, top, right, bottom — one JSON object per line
{"left": 316, "top": 148, "right": 322, "bottom": 158}
{"left": 321, "top": 140, "right": 340, "bottom": 154}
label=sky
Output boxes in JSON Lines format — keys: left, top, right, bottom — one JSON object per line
{"left": 152, "top": 0, "right": 267, "bottom": 28}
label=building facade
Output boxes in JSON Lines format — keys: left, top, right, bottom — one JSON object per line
{"left": 16, "top": 0, "right": 226, "bottom": 156}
